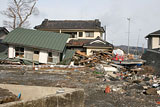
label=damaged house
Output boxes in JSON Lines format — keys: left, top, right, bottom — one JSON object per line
{"left": 2, "top": 28, "right": 70, "bottom": 64}
{"left": 0, "top": 27, "right": 9, "bottom": 60}
{"left": 145, "top": 30, "right": 160, "bottom": 49}
{"left": 34, "top": 19, "right": 113, "bottom": 55}
{"left": 0, "top": 27, "right": 9, "bottom": 40}
{"left": 142, "top": 29, "right": 160, "bottom": 73}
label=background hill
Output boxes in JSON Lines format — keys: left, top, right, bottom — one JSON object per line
{"left": 115, "top": 45, "right": 146, "bottom": 55}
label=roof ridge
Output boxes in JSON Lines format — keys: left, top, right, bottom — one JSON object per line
{"left": 3, "top": 28, "right": 70, "bottom": 52}
{"left": 45, "top": 19, "right": 99, "bottom": 22}
{"left": 14, "top": 28, "right": 70, "bottom": 36}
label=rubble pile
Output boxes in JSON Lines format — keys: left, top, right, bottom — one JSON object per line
{"left": 73, "top": 50, "right": 113, "bottom": 67}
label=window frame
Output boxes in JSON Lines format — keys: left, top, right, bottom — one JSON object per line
{"left": 85, "top": 32, "right": 94, "bottom": 37}
{"left": 15, "top": 47, "right": 24, "bottom": 58}
{"left": 47, "top": 52, "right": 59, "bottom": 64}
{"left": 79, "top": 32, "right": 83, "bottom": 37}
{"left": 48, "top": 52, "right": 53, "bottom": 63}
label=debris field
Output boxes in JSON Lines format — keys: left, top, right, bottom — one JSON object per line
{"left": 0, "top": 65, "right": 159, "bottom": 107}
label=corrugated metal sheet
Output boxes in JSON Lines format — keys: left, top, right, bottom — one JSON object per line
{"left": 0, "top": 49, "right": 8, "bottom": 60}
{"left": 2, "top": 28, "right": 70, "bottom": 52}
{"left": 61, "top": 50, "right": 75, "bottom": 65}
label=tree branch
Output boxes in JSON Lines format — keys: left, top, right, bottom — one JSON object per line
{"left": 19, "top": 0, "right": 36, "bottom": 27}
{"left": 1, "top": 0, "right": 38, "bottom": 30}
{"left": 8, "top": 8, "right": 16, "bottom": 29}
{"left": 14, "top": 0, "right": 23, "bottom": 22}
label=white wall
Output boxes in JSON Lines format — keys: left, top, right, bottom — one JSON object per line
{"left": 8, "top": 46, "right": 61, "bottom": 64}
{"left": 94, "top": 32, "right": 101, "bottom": 38}
{"left": 39, "top": 50, "right": 48, "bottom": 63}
{"left": 83, "top": 31, "right": 101, "bottom": 39}
{"left": 152, "top": 37, "right": 160, "bottom": 49}
{"left": 67, "top": 31, "right": 102, "bottom": 43}
{"left": 24, "top": 48, "right": 33, "bottom": 60}
{"left": 8, "top": 46, "right": 15, "bottom": 58}
{"left": 86, "top": 48, "right": 110, "bottom": 56}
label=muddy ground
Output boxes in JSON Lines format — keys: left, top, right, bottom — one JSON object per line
{"left": 0, "top": 66, "right": 159, "bottom": 107}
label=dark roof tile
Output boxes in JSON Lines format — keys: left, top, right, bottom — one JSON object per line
{"left": 0, "top": 27, "right": 9, "bottom": 34}
{"left": 146, "top": 30, "right": 160, "bottom": 38}
{"left": 84, "top": 36, "right": 113, "bottom": 48}
{"left": 34, "top": 19, "right": 104, "bottom": 32}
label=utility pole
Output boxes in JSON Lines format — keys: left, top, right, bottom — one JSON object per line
{"left": 127, "top": 18, "right": 131, "bottom": 55}
{"left": 136, "top": 29, "right": 141, "bottom": 55}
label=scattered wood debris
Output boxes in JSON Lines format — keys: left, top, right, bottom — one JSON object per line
{"left": 73, "top": 50, "right": 113, "bottom": 67}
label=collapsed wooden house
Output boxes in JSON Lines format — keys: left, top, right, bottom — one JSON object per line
{"left": 2, "top": 28, "right": 70, "bottom": 64}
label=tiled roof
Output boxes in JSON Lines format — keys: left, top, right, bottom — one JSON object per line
{"left": 34, "top": 19, "right": 104, "bottom": 32}
{"left": 67, "top": 39, "right": 94, "bottom": 46}
{"left": 145, "top": 30, "right": 160, "bottom": 38}
{"left": 67, "top": 37, "right": 113, "bottom": 48}
{"left": 84, "top": 36, "right": 113, "bottom": 48}
{"left": 0, "top": 27, "right": 9, "bottom": 34}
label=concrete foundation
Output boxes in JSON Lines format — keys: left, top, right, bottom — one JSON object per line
{"left": 0, "top": 84, "right": 84, "bottom": 107}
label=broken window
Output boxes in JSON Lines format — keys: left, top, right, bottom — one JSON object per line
{"left": 48, "top": 52, "right": 53, "bottom": 63}
{"left": 79, "top": 32, "right": 83, "bottom": 37}
{"left": 34, "top": 51, "right": 39, "bottom": 54}
{"left": 85, "top": 32, "right": 94, "bottom": 37}
{"left": 15, "top": 47, "right": 24, "bottom": 58}
{"left": 48, "top": 52, "right": 59, "bottom": 64}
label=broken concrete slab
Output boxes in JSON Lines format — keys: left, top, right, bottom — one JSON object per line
{"left": 0, "top": 84, "right": 84, "bottom": 107}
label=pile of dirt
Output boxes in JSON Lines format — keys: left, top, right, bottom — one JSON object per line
{"left": 0, "top": 87, "right": 19, "bottom": 104}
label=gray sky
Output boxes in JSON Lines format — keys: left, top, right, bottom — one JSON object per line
{"left": 1, "top": 0, "right": 160, "bottom": 47}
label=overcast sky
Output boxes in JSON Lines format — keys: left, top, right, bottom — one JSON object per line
{"left": 1, "top": 0, "right": 160, "bottom": 47}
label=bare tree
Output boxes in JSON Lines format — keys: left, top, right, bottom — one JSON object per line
{"left": 1, "top": 0, "right": 39, "bottom": 30}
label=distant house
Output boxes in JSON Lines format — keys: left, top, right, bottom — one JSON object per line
{"left": 145, "top": 30, "right": 160, "bottom": 49}
{"left": 142, "top": 29, "right": 160, "bottom": 73}
{"left": 34, "top": 19, "right": 113, "bottom": 55}
{"left": 0, "top": 27, "right": 9, "bottom": 52}
{"left": 2, "top": 28, "right": 69, "bottom": 64}
{"left": 34, "top": 19, "right": 104, "bottom": 40}
{"left": 0, "top": 27, "right": 9, "bottom": 60}
{"left": 0, "top": 27, "right": 9, "bottom": 40}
